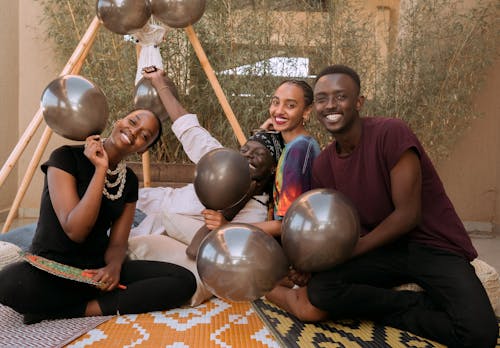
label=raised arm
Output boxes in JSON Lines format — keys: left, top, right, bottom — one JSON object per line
{"left": 352, "top": 149, "right": 422, "bottom": 257}
{"left": 142, "top": 67, "right": 188, "bottom": 123}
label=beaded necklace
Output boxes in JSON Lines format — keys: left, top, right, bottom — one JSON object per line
{"left": 101, "top": 138, "right": 127, "bottom": 201}
{"left": 103, "top": 160, "right": 126, "bottom": 200}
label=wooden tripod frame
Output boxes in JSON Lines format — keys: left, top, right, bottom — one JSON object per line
{"left": 1, "top": 18, "right": 246, "bottom": 232}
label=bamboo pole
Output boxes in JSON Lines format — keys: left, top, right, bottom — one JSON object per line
{"left": 0, "top": 16, "right": 101, "bottom": 190}
{"left": 1, "top": 17, "right": 101, "bottom": 232}
{"left": 135, "top": 44, "right": 152, "bottom": 187}
{"left": 184, "top": 25, "right": 246, "bottom": 146}
{"left": 2, "top": 128, "right": 53, "bottom": 232}
{"left": 141, "top": 151, "right": 152, "bottom": 188}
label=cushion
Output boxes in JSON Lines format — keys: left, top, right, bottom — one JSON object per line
{"left": 162, "top": 212, "right": 204, "bottom": 245}
{"left": 394, "top": 258, "right": 500, "bottom": 317}
{"left": 0, "top": 223, "right": 36, "bottom": 251}
{"left": 0, "top": 241, "right": 22, "bottom": 271}
{"left": 471, "top": 259, "right": 500, "bottom": 317}
{"left": 128, "top": 234, "right": 213, "bottom": 307}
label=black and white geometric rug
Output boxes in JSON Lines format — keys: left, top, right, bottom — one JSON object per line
{"left": 253, "top": 298, "right": 500, "bottom": 348}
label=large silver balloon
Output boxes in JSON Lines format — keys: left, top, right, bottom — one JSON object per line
{"left": 152, "top": 0, "right": 206, "bottom": 28}
{"left": 194, "top": 148, "right": 252, "bottom": 210}
{"left": 282, "top": 189, "right": 360, "bottom": 272}
{"left": 133, "top": 76, "right": 179, "bottom": 122}
{"left": 97, "top": 0, "right": 152, "bottom": 35}
{"left": 197, "top": 223, "right": 288, "bottom": 302}
{"left": 41, "top": 75, "right": 109, "bottom": 141}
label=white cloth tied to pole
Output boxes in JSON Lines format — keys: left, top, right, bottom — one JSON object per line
{"left": 134, "top": 23, "right": 167, "bottom": 84}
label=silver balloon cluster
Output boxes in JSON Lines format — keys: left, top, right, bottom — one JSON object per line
{"left": 194, "top": 179, "right": 361, "bottom": 302}
{"left": 41, "top": 75, "right": 109, "bottom": 141}
{"left": 96, "top": 0, "right": 207, "bottom": 34}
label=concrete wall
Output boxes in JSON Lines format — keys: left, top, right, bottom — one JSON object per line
{"left": 437, "top": 58, "right": 500, "bottom": 232}
{"left": 2, "top": 0, "right": 65, "bottom": 222}
{"left": 0, "top": 2, "right": 20, "bottom": 220}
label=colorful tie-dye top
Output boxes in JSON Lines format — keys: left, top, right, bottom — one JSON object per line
{"left": 273, "top": 135, "right": 321, "bottom": 220}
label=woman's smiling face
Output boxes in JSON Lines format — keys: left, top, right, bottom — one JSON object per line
{"left": 269, "top": 82, "right": 311, "bottom": 135}
{"left": 109, "top": 110, "right": 160, "bottom": 154}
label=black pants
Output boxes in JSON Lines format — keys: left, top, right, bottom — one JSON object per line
{"left": 0, "top": 259, "right": 196, "bottom": 318}
{"left": 307, "top": 242, "right": 498, "bottom": 348}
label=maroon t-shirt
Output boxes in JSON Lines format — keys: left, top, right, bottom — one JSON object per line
{"left": 312, "top": 117, "right": 477, "bottom": 261}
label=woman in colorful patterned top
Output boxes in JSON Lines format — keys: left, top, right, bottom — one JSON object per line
{"left": 202, "top": 80, "right": 320, "bottom": 237}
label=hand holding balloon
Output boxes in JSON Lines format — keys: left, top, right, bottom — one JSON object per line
{"left": 83, "top": 135, "right": 108, "bottom": 172}
{"left": 141, "top": 65, "right": 163, "bottom": 86}
{"left": 141, "top": 66, "right": 178, "bottom": 96}
{"left": 135, "top": 66, "right": 179, "bottom": 122}
{"left": 202, "top": 209, "right": 228, "bottom": 231}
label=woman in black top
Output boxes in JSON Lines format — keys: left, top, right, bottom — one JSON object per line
{"left": 0, "top": 109, "right": 196, "bottom": 324}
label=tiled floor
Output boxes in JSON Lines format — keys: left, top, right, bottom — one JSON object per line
{"left": 471, "top": 231, "right": 500, "bottom": 272}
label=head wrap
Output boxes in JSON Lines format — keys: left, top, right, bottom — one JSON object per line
{"left": 247, "top": 131, "right": 285, "bottom": 164}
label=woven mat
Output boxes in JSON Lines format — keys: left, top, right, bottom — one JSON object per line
{"left": 0, "top": 304, "right": 111, "bottom": 348}
{"left": 66, "top": 297, "right": 279, "bottom": 347}
{"left": 253, "top": 298, "right": 452, "bottom": 348}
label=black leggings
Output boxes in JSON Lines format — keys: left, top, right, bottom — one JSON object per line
{"left": 0, "top": 259, "right": 196, "bottom": 318}
{"left": 307, "top": 242, "right": 498, "bottom": 348}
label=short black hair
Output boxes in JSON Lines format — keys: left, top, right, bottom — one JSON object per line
{"left": 314, "top": 65, "right": 361, "bottom": 94}
{"left": 277, "top": 79, "right": 314, "bottom": 106}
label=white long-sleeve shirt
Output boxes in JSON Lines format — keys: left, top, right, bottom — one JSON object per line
{"left": 130, "top": 114, "right": 269, "bottom": 244}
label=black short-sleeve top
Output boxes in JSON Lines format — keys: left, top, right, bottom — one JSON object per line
{"left": 30, "top": 145, "right": 138, "bottom": 269}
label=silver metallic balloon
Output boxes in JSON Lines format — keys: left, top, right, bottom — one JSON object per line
{"left": 152, "top": 0, "right": 206, "bottom": 28}
{"left": 133, "top": 76, "right": 179, "bottom": 122}
{"left": 194, "top": 148, "right": 252, "bottom": 210}
{"left": 41, "top": 75, "right": 109, "bottom": 141}
{"left": 197, "top": 223, "right": 288, "bottom": 302}
{"left": 282, "top": 189, "right": 360, "bottom": 272}
{"left": 97, "top": 0, "right": 152, "bottom": 35}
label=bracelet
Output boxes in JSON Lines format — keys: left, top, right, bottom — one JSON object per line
{"left": 157, "top": 85, "right": 170, "bottom": 92}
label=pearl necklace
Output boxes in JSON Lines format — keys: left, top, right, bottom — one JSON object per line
{"left": 103, "top": 160, "right": 126, "bottom": 200}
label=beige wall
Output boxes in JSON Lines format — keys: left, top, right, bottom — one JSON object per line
{"left": 437, "top": 58, "right": 500, "bottom": 232}
{"left": 0, "top": 0, "right": 66, "bottom": 223}
{"left": 17, "top": 0, "right": 70, "bottom": 218}
{"left": 0, "top": 1, "right": 20, "bottom": 219}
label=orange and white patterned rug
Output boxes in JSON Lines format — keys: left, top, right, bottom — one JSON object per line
{"left": 66, "top": 297, "right": 279, "bottom": 347}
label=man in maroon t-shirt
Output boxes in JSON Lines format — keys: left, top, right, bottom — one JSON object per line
{"left": 266, "top": 65, "right": 497, "bottom": 348}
